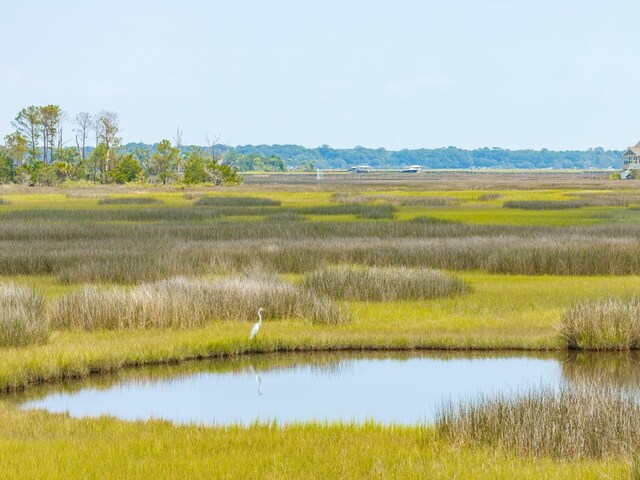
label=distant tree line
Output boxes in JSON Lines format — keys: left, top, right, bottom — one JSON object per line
{"left": 0, "top": 106, "right": 241, "bottom": 186}
{"left": 230, "top": 144, "right": 623, "bottom": 170}
{"left": 117, "top": 143, "right": 620, "bottom": 172}
{"left": 2, "top": 105, "right": 625, "bottom": 185}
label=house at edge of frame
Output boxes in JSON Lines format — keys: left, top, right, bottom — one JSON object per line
{"left": 622, "top": 141, "right": 640, "bottom": 178}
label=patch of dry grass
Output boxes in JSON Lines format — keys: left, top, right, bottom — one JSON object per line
{"left": 52, "top": 276, "right": 349, "bottom": 330}
{"left": 302, "top": 266, "right": 468, "bottom": 301}
{"left": 436, "top": 383, "right": 640, "bottom": 459}
{"left": 0, "top": 283, "right": 49, "bottom": 347}
{"left": 561, "top": 297, "right": 640, "bottom": 350}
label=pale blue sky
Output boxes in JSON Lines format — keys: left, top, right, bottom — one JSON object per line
{"left": 1, "top": 0, "right": 638, "bottom": 150}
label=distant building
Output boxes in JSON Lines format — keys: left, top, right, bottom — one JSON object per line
{"left": 350, "top": 165, "right": 371, "bottom": 173}
{"left": 622, "top": 141, "right": 640, "bottom": 171}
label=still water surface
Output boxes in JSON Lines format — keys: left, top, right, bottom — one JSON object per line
{"left": 16, "top": 352, "right": 634, "bottom": 425}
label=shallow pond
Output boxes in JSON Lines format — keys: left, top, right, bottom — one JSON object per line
{"left": 14, "top": 351, "right": 640, "bottom": 426}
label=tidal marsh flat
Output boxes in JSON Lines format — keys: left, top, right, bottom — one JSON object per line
{"left": 1, "top": 172, "right": 640, "bottom": 478}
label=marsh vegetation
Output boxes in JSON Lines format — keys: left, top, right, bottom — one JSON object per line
{"left": 0, "top": 283, "right": 48, "bottom": 347}
{"left": 52, "top": 276, "right": 348, "bottom": 330}
{"left": 436, "top": 383, "right": 640, "bottom": 460}
{"left": 302, "top": 266, "right": 468, "bottom": 301}
{"left": 0, "top": 177, "right": 639, "bottom": 478}
{"left": 561, "top": 297, "right": 640, "bottom": 350}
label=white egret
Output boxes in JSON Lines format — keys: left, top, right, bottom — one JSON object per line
{"left": 249, "top": 307, "right": 265, "bottom": 340}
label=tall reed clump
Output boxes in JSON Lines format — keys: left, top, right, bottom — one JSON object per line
{"left": 0, "top": 283, "right": 49, "bottom": 347}
{"left": 97, "top": 197, "right": 162, "bottom": 205}
{"left": 301, "top": 266, "right": 468, "bottom": 301}
{"left": 435, "top": 384, "right": 640, "bottom": 460}
{"left": 52, "top": 276, "right": 349, "bottom": 330}
{"left": 560, "top": 297, "right": 640, "bottom": 350}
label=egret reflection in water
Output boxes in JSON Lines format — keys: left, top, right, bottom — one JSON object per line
{"left": 249, "top": 365, "right": 265, "bottom": 396}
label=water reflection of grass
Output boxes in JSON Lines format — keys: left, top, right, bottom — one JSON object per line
{"left": 8, "top": 351, "right": 561, "bottom": 405}
{"left": 561, "top": 352, "right": 640, "bottom": 389}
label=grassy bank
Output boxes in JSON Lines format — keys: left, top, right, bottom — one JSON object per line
{"left": 0, "top": 272, "right": 638, "bottom": 391}
{"left": 0, "top": 406, "right": 626, "bottom": 479}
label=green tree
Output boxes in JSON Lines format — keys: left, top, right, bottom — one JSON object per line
{"left": 29, "top": 161, "right": 59, "bottom": 186}
{"left": 4, "top": 132, "right": 27, "bottom": 168}
{"left": 216, "top": 163, "right": 242, "bottom": 185}
{"left": 0, "top": 149, "right": 14, "bottom": 183}
{"left": 52, "top": 147, "right": 81, "bottom": 165}
{"left": 40, "top": 105, "right": 62, "bottom": 164}
{"left": 2, "top": 132, "right": 28, "bottom": 181}
{"left": 51, "top": 161, "right": 74, "bottom": 182}
{"left": 183, "top": 150, "right": 208, "bottom": 184}
{"left": 112, "top": 154, "right": 142, "bottom": 183}
{"left": 95, "top": 111, "right": 120, "bottom": 177}
{"left": 88, "top": 143, "right": 108, "bottom": 183}
{"left": 12, "top": 106, "right": 42, "bottom": 161}
{"left": 149, "top": 139, "right": 178, "bottom": 184}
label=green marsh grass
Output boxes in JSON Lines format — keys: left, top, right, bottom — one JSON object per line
{"left": 0, "top": 283, "right": 49, "bottom": 347}
{"left": 436, "top": 383, "right": 640, "bottom": 460}
{"left": 503, "top": 200, "right": 584, "bottom": 210}
{"left": 265, "top": 211, "right": 305, "bottom": 222}
{"left": 477, "top": 193, "right": 502, "bottom": 201}
{"left": 302, "top": 266, "right": 468, "bottom": 301}
{"left": 407, "top": 216, "right": 460, "bottom": 224}
{"left": 291, "top": 204, "right": 396, "bottom": 218}
{"left": 193, "top": 196, "right": 281, "bottom": 207}
{"left": 561, "top": 297, "right": 640, "bottom": 350}
{"left": 0, "top": 407, "right": 626, "bottom": 479}
{"left": 97, "top": 197, "right": 162, "bottom": 205}
{"left": 332, "top": 192, "right": 455, "bottom": 207}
